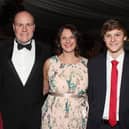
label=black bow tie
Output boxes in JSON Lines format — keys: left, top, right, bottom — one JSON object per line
{"left": 16, "top": 40, "right": 32, "bottom": 50}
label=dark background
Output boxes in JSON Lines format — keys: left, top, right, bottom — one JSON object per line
{"left": 0, "top": 0, "right": 129, "bottom": 57}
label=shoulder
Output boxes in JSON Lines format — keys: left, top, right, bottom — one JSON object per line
{"left": 35, "top": 40, "right": 52, "bottom": 52}
{"left": 87, "top": 52, "right": 106, "bottom": 71}
{"left": 125, "top": 51, "right": 129, "bottom": 56}
{"left": 43, "top": 58, "right": 51, "bottom": 72}
{"left": 88, "top": 52, "right": 105, "bottom": 63}
{"left": 124, "top": 51, "right": 129, "bottom": 63}
{"left": 48, "top": 55, "right": 59, "bottom": 64}
{"left": 35, "top": 40, "right": 52, "bottom": 61}
{"left": 44, "top": 55, "right": 57, "bottom": 68}
{"left": 0, "top": 39, "right": 13, "bottom": 54}
{"left": 80, "top": 56, "right": 88, "bottom": 66}
{"left": 0, "top": 39, "right": 13, "bottom": 48}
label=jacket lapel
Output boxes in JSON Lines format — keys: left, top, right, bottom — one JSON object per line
{"left": 98, "top": 53, "right": 107, "bottom": 113}
{"left": 119, "top": 53, "right": 129, "bottom": 113}
{"left": 6, "top": 42, "right": 24, "bottom": 85}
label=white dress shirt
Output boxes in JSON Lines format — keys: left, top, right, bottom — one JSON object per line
{"left": 11, "top": 39, "right": 35, "bottom": 86}
{"left": 103, "top": 50, "right": 124, "bottom": 121}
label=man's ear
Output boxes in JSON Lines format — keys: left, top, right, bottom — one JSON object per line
{"left": 33, "top": 24, "right": 35, "bottom": 32}
{"left": 124, "top": 36, "right": 127, "bottom": 41}
{"left": 12, "top": 24, "right": 15, "bottom": 31}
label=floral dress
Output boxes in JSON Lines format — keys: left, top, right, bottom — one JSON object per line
{"left": 41, "top": 55, "right": 89, "bottom": 129}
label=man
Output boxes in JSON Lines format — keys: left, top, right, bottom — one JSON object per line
{"left": 87, "top": 19, "right": 129, "bottom": 129}
{"left": 0, "top": 10, "right": 50, "bottom": 129}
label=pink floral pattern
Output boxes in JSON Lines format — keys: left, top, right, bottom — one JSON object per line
{"left": 41, "top": 56, "right": 89, "bottom": 129}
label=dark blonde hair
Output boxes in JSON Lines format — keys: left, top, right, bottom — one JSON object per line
{"left": 55, "top": 24, "right": 81, "bottom": 57}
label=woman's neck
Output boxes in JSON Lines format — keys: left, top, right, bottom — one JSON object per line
{"left": 59, "top": 53, "right": 80, "bottom": 64}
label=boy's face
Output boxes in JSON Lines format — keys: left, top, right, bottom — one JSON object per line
{"left": 104, "top": 29, "right": 127, "bottom": 54}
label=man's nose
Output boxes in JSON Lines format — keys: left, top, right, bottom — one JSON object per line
{"left": 22, "top": 25, "right": 27, "bottom": 31}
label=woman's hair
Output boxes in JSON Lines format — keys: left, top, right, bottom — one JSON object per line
{"left": 55, "top": 24, "right": 81, "bottom": 56}
{"left": 101, "top": 18, "right": 127, "bottom": 38}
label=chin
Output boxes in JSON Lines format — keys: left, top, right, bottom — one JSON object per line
{"left": 23, "top": 39, "right": 31, "bottom": 43}
{"left": 110, "top": 49, "right": 120, "bottom": 53}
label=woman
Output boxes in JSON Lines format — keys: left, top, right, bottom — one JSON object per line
{"left": 41, "top": 24, "right": 89, "bottom": 129}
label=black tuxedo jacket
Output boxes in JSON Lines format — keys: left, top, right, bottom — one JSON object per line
{"left": 87, "top": 52, "right": 129, "bottom": 129}
{"left": 0, "top": 40, "right": 51, "bottom": 129}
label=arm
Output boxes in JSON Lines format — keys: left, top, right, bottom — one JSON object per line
{"left": 43, "top": 58, "right": 50, "bottom": 95}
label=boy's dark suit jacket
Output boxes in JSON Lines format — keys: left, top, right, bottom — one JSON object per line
{"left": 0, "top": 40, "right": 51, "bottom": 129}
{"left": 87, "top": 51, "right": 129, "bottom": 129}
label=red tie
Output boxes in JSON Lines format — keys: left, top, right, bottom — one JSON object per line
{"left": 109, "top": 60, "right": 118, "bottom": 127}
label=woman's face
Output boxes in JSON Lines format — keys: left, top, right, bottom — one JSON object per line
{"left": 60, "top": 28, "right": 77, "bottom": 54}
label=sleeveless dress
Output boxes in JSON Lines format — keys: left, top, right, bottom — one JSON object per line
{"left": 41, "top": 55, "right": 89, "bottom": 129}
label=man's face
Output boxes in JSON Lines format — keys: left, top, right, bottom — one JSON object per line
{"left": 104, "top": 29, "right": 126, "bottom": 54}
{"left": 13, "top": 11, "right": 35, "bottom": 43}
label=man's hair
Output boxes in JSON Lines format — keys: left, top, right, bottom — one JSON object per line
{"left": 101, "top": 19, "right": 127, "bottom": 38}
{"left": 13, "top": 10, "right": 35, "bottom": 24}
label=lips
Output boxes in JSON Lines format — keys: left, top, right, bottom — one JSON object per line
{"left": 64, "top": 43, "right": 73, "bottom": 48}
